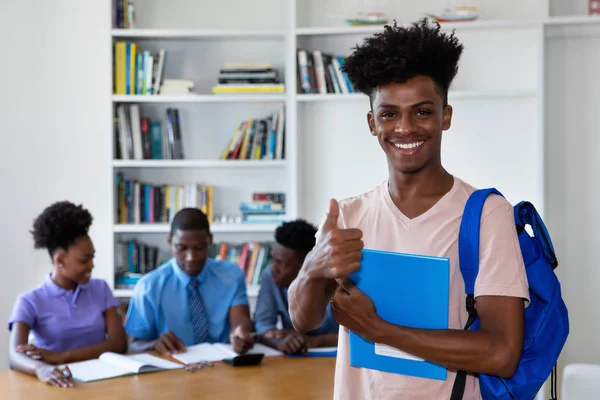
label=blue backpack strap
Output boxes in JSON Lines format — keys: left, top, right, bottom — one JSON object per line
{"left": 450, "top": 188, "right": 504, "bottom": 400}
{"left": 458, "top": 188, "right": 504, "bottom": 295}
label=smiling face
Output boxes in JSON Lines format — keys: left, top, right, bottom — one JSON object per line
{"left": 367, "top": 76, "right": 453, "bottom": 175}
{"left": 56, "top": 235, "right": 95, "bottom": 285}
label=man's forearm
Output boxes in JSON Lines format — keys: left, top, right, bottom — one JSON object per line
{"left": 308, "top": 333, "right": 338, "bottom": 348}
{"left": 288, "top": 270, "right": 336, "bottom": 333}
{"left": 371, "top": 319, "right": 518, "bottom": 378}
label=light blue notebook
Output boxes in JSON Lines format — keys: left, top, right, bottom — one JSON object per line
{"left": 347, "top": 248, "right": 450, "bottom": 380}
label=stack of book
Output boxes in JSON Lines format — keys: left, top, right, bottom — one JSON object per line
{"left": 159, "top": 79, "right": 195, "bottom": 95}
{"left": 212, "top": 63, "right": 285, "bottom": 94}
{"left": 239, "top": 192, "right": 286, "bottom": 224}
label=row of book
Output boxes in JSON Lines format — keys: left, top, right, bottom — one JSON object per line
{"left": 116, "top": 174, "right": 214, "bottom": 224}
{"left": 220, "top": 106, "right": 285, "bottom": 160}
{"left": 115, "top": 105, "right": 184, "bottom": 160}
{"left": 114, "top": 41, "right": 166, "bottom": 95}
{"left": 114, "top": 240, "right": 273, "bottom": 289}
{"left": 212, "top": 63, "right": 285, "bottom": 94}
{"left": 297, "top": 49, "right": 355, "bottom": 94}
{"left": 213, "top": 241, "right": 272, "bottom": 286}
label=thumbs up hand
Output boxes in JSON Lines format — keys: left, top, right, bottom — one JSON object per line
{"left": 304, "top": 198, "right": 364, "bottom": 281}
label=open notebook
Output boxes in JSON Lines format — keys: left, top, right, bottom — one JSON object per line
{"left": 172, "top": 343, "right": 283, "bottom": 365}
{"left": 67, "top": 352, "right": 183, "bottom": 382}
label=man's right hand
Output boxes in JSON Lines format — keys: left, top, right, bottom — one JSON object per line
{"left": 155, "top": 331, "right": 186, "bottom": 356}
{"left": 304, "top": 198, "right": 363, "bottom": 281}
{"left": 275, "top": 331, "right": 308, "bottom": 355}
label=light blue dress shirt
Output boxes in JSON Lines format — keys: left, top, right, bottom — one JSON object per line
{"left": 124, "top": 257, "right": 248, "bottom": 345}
{"left": 253, "top": 266, "right": 339, "bottom": 336}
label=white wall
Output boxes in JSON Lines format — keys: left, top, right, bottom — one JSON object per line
{"left": 545, "top": 28, "right": 600, "bottom": 369}
{"left": 0, "top": 0, "right": 112, "bottom": 369}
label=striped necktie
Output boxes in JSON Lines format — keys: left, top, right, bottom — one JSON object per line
{"left": 188, "top": 278, "right": 210, "bottom": 344}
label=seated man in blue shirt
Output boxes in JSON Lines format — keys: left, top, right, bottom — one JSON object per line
{"left": 125, "top": 208, "right": 254, "bottom": 355}
{"left": 254, "top": 219, "right": 339, "bottom": 354}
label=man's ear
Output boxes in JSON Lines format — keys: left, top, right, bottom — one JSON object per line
{"left": 208, "top": 234, "right": 213, "bottom": 246}
{"left": 367, "top": 111, "right": 376, "bottom": 136}
{"left": 167, "top": 235, "right": 172, "bottom": 246}
{"left": 442, "top": 104, "right": 453, "bottom": 131}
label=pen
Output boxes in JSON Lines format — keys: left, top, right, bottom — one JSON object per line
{"left": 230, "top": 332, "right": 258, "bottom": 340}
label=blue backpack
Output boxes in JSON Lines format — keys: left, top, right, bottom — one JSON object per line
{"left": 450, "top": 188, "right": 569, "bottom": 400}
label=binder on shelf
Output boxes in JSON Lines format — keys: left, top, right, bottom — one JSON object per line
{"left": 348, "top": 249, "right": 450, "bottom": 380}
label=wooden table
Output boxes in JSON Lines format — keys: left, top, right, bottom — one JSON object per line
{"left": 0, "top": 356, "right": 335, "bottom": 400}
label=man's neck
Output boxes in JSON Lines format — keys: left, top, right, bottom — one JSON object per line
{"left": 387, "top": 165, "right": 454, "bottom": 218}
{"left": 389, "top": 164, "right": 453, "bottom": 198}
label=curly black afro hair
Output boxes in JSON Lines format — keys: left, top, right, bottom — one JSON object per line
{"left": 342, "top": 18, "right": 464, "bottom": 106}
{"left": 31, "top": 201, "right": 93, "bottom": 256}
{"left": 275, "top": 219, "right": 318, "bottom": 255}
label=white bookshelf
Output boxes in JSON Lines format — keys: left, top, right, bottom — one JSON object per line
{"left": 109, "top": 0, "right": 294, "bottom": 302}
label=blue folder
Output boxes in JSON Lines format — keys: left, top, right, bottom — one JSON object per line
{"left": 287, "top": 347, "right": 338, "bottom": 358}
{"left": 347, "top": 248, "right": 450, "bottom": 380}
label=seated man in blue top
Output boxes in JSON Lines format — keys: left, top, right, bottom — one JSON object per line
{"left": 254, "top": 219, "right": 338, "bottom": 354}
{"left": 125, "top": 208, "right": 254, "bottom": 355}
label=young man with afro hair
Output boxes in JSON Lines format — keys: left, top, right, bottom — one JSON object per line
{"left": 288, "top": 19, "right": 529, "bottom": 399}
{"left": 253, "top": 219, "right": 338, "bottom": 354}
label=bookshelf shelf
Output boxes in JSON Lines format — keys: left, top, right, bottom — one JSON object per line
{"left": 295, "top": 19, "right": 540, "bottom": 36}
{"left": 544, "top": 15, "right": 600, "bottom": 26}
{"left": 112, "top": 94, "right": 287, "bottom": 103}
{"left": 113, "top": 223, "right": 281, "bottom": 234}
{"left": 112, "top": 159, "right": 288, "bottom": 168}
{"left": 114, "top": 284, "right": 261, "bottom": 299}
{"left": 111, "top": 28, "right": 285, "bottom": 39}
{"left": 296, "top": 93, "right": 367, "bottom": 102}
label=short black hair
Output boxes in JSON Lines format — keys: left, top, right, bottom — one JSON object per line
{"left": 170, "top": 208, "right": 210, "bottom": 237}
{"left": 342, "top": 18, "right": 464, "bottom": 106}
{"left": 31, "top": 201, "right": 93, "bottom": 256}
{"left": 275, "top": 219, "right": 318, "bottom": 255}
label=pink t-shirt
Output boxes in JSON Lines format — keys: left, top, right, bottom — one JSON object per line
{"left": 316, "top": 176, "right": 529, "bottom": 400}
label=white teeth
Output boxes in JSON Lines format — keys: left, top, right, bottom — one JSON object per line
{"left": 394, "top": 141, "right": 424, "bottom": 149}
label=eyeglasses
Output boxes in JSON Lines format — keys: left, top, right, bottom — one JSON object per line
{"left": 185, "top": 360, "right": 214, "bottom": 373}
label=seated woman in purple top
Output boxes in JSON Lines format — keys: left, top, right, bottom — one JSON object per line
{"left": 7, "top": 201, "right": 127, "bottom": 388}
